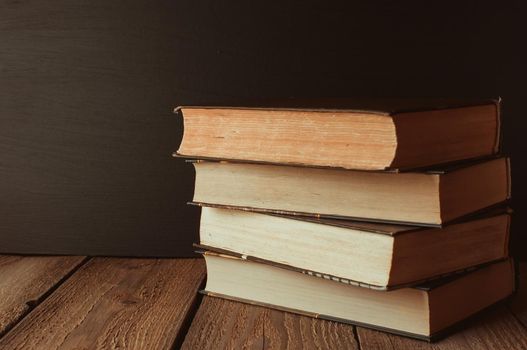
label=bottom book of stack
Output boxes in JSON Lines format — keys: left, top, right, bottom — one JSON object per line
{"left": 200, "top": 251, "right": 515, "bottom": 341}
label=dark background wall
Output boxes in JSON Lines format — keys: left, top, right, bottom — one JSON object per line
{"left": 1, "top": 0, "right": 525, "bottom": 258}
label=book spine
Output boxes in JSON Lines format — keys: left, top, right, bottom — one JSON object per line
{"left": 494, "top": 97, "right": 502, "bottom": 154}
{"left": 506, "top": 157, "right": 512, "bottom": 199}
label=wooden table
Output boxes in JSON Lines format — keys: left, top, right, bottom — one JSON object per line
{"left": 0, "top": 256, "right": 525, "bottom": 349}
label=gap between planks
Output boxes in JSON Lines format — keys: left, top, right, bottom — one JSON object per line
{"left": 0, "top": 255, "right": 89, "bottom": 338}
{"left": 182, "top": 295, "right": 359, "bottom": 349}
{"left": 0, "top": 257, "right": 205, "bottom": 350}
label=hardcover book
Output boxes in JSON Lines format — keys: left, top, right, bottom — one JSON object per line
{"left": 202, "top": 252, "right": 515, "bottom": 341}
{"left": 176, "top": 99, "right": 500, "bottom": 171}
{"left": 197, "top": 206, "right": 510, "bottom": 290}
{"left": 191, "top": 157, "right": 510, "bottom": 226}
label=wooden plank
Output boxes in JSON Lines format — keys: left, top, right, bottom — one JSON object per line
{"left": 357, "top": 305, "right": 527, "bottom": 349}
{"left": 264, "top": 307, "right": 358, "bottom": 349}
{"left": 181, "top": 295, "right": 265, "bottom": 349}
{"left": 0, "top": 255, "right": 86, "bottom": 336}
{"left": 509, "top": 262, "right": 527, "bottom": 327}
{"left": 181, "top": 296, "right": 359, "bottom": 349}
{"left": 0, "top": 258, "right": 205, "bottom": 350}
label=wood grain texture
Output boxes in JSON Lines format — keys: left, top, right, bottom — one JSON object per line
{"left": 0, "top": 255, "right": 86, "bottom": 335}
{"left": 357, "top": 306, "right": 527, "bottom": 349}
{"left": 0, "top": 258, "right": 205, "bottom": 350}
{"left": 0, "top": 0, "right": 200, "bottom": 256}
{"left": 264, "top": 307, "right": 358, "bottom": 349}
{"left": 181, "top": 295, "right": 265, "bottom": 349}
{"left": 181, "top": 296, "right": 359, "bottom": 350}
{"left": 0, "top": 0, "right": 525, "bottom": 259}
{"left": 509, "top": 262, "right": 527, "bottom": 327}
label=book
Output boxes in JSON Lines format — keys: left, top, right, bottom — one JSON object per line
{"left": 202, "top": 252, "right": 515, "bottom": 341}
{"left": 176, "top": 99, "right": 500, "bottom": 171}
{"left": 191, "top": 157, "right": 510, "bottom": 226}
{"left": 197, "top": 206, "right": 510, "bottom": 290}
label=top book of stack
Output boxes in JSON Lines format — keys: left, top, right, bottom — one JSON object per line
{"left": 176, "top": 99, "right": 500, "bottom": 171}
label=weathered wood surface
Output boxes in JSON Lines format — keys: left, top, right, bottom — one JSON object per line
{"left": 0, "top": 258, "right": 205, "bottom": 350}
{"left": 0, "top": 257, "right": 525, "bottom": 349}
{"left": 182, "top": 295, "right": 265, "bottom": 349}
{"left": 181, "top": 296, "right": 359, "bottom": 349}
{"left": 0, "top": 255, "right": 86, "bottom": 336}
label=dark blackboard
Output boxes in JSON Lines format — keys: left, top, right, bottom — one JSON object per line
{"left": 0, "top": 0, "right": 525, "bottom": 258}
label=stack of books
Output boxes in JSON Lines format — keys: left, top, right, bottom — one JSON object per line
{"left": 175, "top": 99, "right": 513, "bottom": 341}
